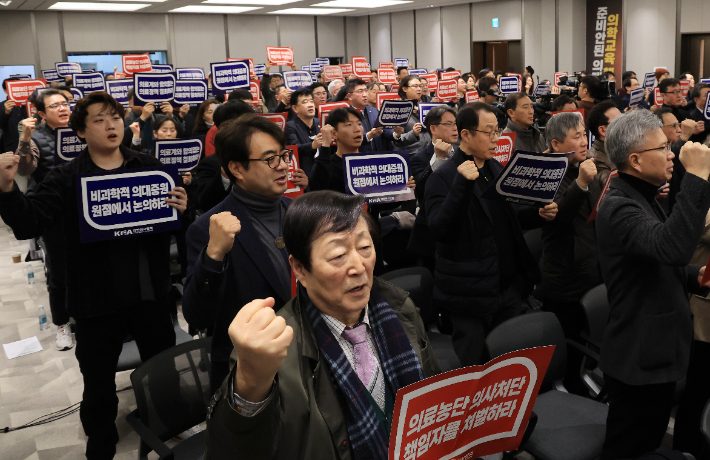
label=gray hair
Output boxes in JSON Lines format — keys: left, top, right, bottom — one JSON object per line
{"left": 606, "top": 109, "right": 662, "bottom": 170}
{"left": 545, "top": 112, "right": 585, "bottom": 152}
{"left": 328, "top": 79, "right": 344, "bottom": 95}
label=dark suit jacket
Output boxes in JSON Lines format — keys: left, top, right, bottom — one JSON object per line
{"left": 688, "top": 107, "right": 710, "bottom": 144}
{"left": 360, "top": 105, "right": 395, "bottom": 153}
{"left": 597, "top": 174, "right": 710, "bottom": 385}
{"left": 194, "top": 154, "right": 230, "bottom": 213}
{"left": 285, "top": 116, "right": 320, "bottom": 176}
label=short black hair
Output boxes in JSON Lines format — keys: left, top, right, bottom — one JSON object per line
{"left": 621, "top": 71, "right": 636, "bottom": 82}
{"left": 478, "top": 77, "right": 497, "bottom": 95}
{"left": 424, "top": 104, "right": 456, "bottom": 131}
{"left": 290, "top": 88, "right": 313, "bottom": 107}
{"left": 504, "top": 92, "right": 530, "bottom": 113}
{"left": 586, "top": 99, "right": 618, "bottom": 138}
{"left": 478, "top": 68, "right": 492, "bottom": 80}
{"left": 456, "top": 102, "right": 497, "bottom": 136}
{"left": 602, "top": 71, "right": 616, "bottom": 79}
{"left": 396, "top": 67, "right": 408, "bottom": 76}
{"left": 283, "top": 190, "right": 377, "bottom": 272}
{"left": 526, "top": 66, "right": 535, "bottom": 75}
{"left": 228, "top": 89, "right": 253, "bottom": 102}
{"left": 678, "top": 71, "right": 692, "bottom": 80}
{"left": 2, "top": 78, "right": 15, "bottom": 91}
{"left": 622, "top": 78, "right": 638, "bottom": 90}
{"left": 691, "top": 83, "right": 710, "bottom": 101}
{"left": 70, "top": 92, "right": 125, "bottom": 143}
{"left": 215, "top": 113, "right": 286, "bottom": 183}
{"left": 398, "top": 75, "right": 420, "bottom": 99}
{"left": 551, "top": 94, "right": 577, "bottom": 111}
{"left": 653, "top": 106, "right": 675, "bottom": 123}
{"left": 494, "top": 70, "right": 504, "bottom": 78}
{"left": 213, "top": 100, "right": 254, "bottom": 128}
{"left": 345, "top": 78, "right": 367, "bottom": 95}
{"left": 659, "top": 78, "right": 681, "bottom": 94}
{"left": 35, "top": 89, "right": 68, "bottom": 113}
{"left": 580, "top": 76, "right": 601, "bottom": 99}
{"left": 127, "top": 87, "right": 135, "bottom": 101}
{"left": 309, "top": 82, "right": 327, "bottom": 93}
{"left": 325, "top": 106, "right": 362, "bottom": 130}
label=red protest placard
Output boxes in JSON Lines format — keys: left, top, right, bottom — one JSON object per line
{"left": 230, "top": 58, "right": 255, "bottom": 76}
{"left": 436, "top": 80, "right": 458, "bottom": 102}
{"left": 680, "top": 79, "right": 690, "bottom": 98}
{"left": 285, "top": 144, "right": 304, "bottom": 200}
{"left": 465, "top": 90, "right": 480, "bottom": 103}
{"left": 653, "top": 87, "right": 663, "bottom": 107}
{"left": 352, "top": 56, "right": 370, "bottom": 79}
{"left": 249, "top": 81, "right": 261, "bottom": 104}
{"left": 114, "top": 72, "right": 126, "bottom": 80}
{"left": 440, "top": 70, "right": 461, "bottom": 81}
{"left": 421, "top": 73, "right": 438, "bottom": 87}
{"left": 379, "top": 62, "right": 395, "bottom": 69}
{"left": 553, "top": 72, "right": 568, "bottom": 88}
{"left": 494, "top": 133, "right": 516, "bottom": 166}
{"left": 26, "top": 102, "right": 37, "bottom": 117}
{"left": 323, "top": 65, "right": 343, "bottom": 82}
{"left": 7, "top": 79, "right": 47, "bottom": 103}
{"left": 389, "top": 346, "right": 554, "bottom": 460}
{"left": 551, "top": 108, "right": 585, "bottom": 122}
{"left": 339, "top": 63, "right": 354, "bottom": 77}
{"left": 122, "top": 54, "right": 152, "bottom": 76}
{"left": 257, "top": 113, "right": 288, "bottom": 131}
{"left": 378, "top": 68, "right": 397, "bottom": 85}
{"left": 266, "top": 47, "right": 294, "bottom": 66}
{"left": 391, "top": 84, "right": 400, "bottom": 93}
{"left": 376, "top": 92, "right": 401, "bottom": 110}
{"left": 587, "top": 169, "right": 619, "bottom": 222}
{"left": 318, "top": 101, "right": 351, "bottom": 123}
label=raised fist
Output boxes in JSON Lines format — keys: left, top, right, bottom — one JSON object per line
{"left": 457, "top": 160, "right": 479, "bottom": 181}
{"left": 206, "top": 211, "right": 241, "bottom": 262}
{"left": 577, "top": 158, "right": 598, "bottom": 189}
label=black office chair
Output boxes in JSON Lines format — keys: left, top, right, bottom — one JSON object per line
{"left": 524, "top": 228, "right": 543, "bottom": 265}
{"left": 117, "top": 320, "right": 194, "bottom": 372}
{"left": 127, "top": 337, "right": 212, "bottom": 460}
{"left": 578, "top": 284, "right": 609, "bottom": 398}
{"left": 379, "top": 267, "right": 461, "bottom": 372}
{"left": 486, "top": 312, "right": 608, "bottom": 460}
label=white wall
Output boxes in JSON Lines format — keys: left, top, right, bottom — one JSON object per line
{"left": 279, "top": 16, "right": 317, "bottom": 69}
{"left": 416, "top": 8, "right": 442, "bottom": 71}
{"left": 442, "top": 4, "right": 471, "bottom": 72}
{"left": 63, "top": 13, "right": 167, "bottom": 53}
{"left": 35, "top": 12, "right": 64, "bottom": 70}
{"left": 172, "top": 14, "right": 226, "bottom": 73}
{"left": 680, "top": 0, "right": 710, "bottom": 33}
{"left": 317, "top": 16, "right": 345, "bottom": 58}
{"left": 625, "top": 0, "right": 677, "bottom": 77}
{"left": 557, "top": 0, "right": 586, "bottom": 73}
{"left": 227, "top": 15, "right": 278, "bottom": 68}
{"left": 391, "top": 11, "right": 416, "bottom": 67}
{"left": 0, "top": 12, "right": 35, "bottom": 67}
{"left": 369, "top": 13, "right": 392, "bottom": 66}
{"left": 523, "top": 0, "right": 556, "bottom": 80}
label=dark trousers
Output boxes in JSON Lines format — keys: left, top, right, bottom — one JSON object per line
{"left": 447, "top": 282, "right": 523, "bottom": 367}
{"left": 541, "top": 298, "right": 587, "bottom": 395}
{"left": 674, "top": 340, "right": 710, "bottom": 460}
{"left": 600, "top": 374, "right": 676, "bottom": 460}
{"left": 42, "top": 224, "right": 69, "bottom": 326}
{"left": 75, "top": 300, "right": 176, "bottom": 460}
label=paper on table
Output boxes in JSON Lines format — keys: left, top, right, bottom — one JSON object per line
{"left": 3, "top": 336, "right": 43, "bottom": 359}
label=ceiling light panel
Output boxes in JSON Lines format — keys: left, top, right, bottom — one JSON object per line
{"left": 312, "top": 0, "right": 411, "bottom": 7}
{"left": 203, "top": 0, "right": 300, "bottom": 4}
{"left": 170, "top": 4, "right": 262, "bottom": 12}
{"left": 268, "top": 7, "right": 353, "bottom": 14}
{"left": 49, "top": 2, "right": 150, "bottom": 10}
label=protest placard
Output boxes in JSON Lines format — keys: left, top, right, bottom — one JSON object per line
{"left": 352, "top": 56, "right": 371, "bottom": 79}
{"left": 533, "top": 84, "right": 550, "bottom": 97}
{"left": 653, "top": 87, "right": 663, "bottom": 108}
{"left": 481, "top": 150, "right": 569, "bottom": 206}
{"left": 317, "top": 102, "right": 350, "bottom": 138}
{"left": 248, "top": 81, "right": 261, "bottom": 106}
{"left": 339, "top": 63, "right": 354, "bottom": 77}
{"left": 323, "top": 65, "right": 343, "bottom": 82}
{"left": 465, "top": 90, "right": 480, "bottom": 103}
{"left": 211, "top": 61, "right": 250, "bottom": 93}
{"left": 122, "top": 54, "right": 152, "bottom": 76}
{"left": 440, "top": 70, "right": 461, "bottom": 81}
{"left": 418, "top": 102, "right": 446, "bottom": 125}
{"left": 494, "top": 133, "right": 516, "bottom": 166}
{"left": 282, "top": 71, "right": 313, "bottom": 91}
{"left": 6, "top": 79, "right": 46, "bottom": 103}
{"left": 254, "top": 64, "right": 266, "bottom": 79}
{"left": 73, "top": 72, "right": 106, "bottom": 93}
{"left": 553, "top": 72, "right": 568, "bottom": 88}
{"left": 133, "top": 73, "right": 176, "bottom": 104}
{"left": 54, "top": 127, "right": 84, "bottom": 164}
{"left": 176, "top": 68, "right": 205, "bottom": 80}
{"left": 421, "top": 73, "right": 438, "bottom": 88}
{"left": 42, "top": 69, "right": 63, "bottom": 82}
{"left": 680, "top": 79, "right": 690, "bottom": 98}
{"left": 704, "top": 92, "right": 710, "bottom": 121}
{"left": 388, "top": 346, "right": 554, "bottom": 460}
{"left": 409, "top": 69, "right": 427, "bottom": 76}
{"left": 378, "top": 68, "right": 397, "bottom": 85}
{"left": 77, "top": 167, "right": 181, "bottom": 243}
{"left": 228, "top": 58, "right": 255, "bottom": 76}
{"left": 499, "top": 76, "right": 520, "bottom": 95}
{"left": 55, "top": 62, "right": 82, "bottom": 77}
{"left": 70, "top": 87, "right": 83, "bottom": 101}
{"left": 587, "top": 169, "right": 619, "bottom": 222}
{"left": 316, "top": 57, "right": 330, "bottom": 65}
{"left": 436, "top": 80, "right": 458, "bottom": 102}
{"left": 343, "top": 151, "right": 415, "bottom": 204}
{"left": 257, "top": 113, "right": 289, "bottom": 131}
{"left": 309, "top": 61, "right": 323, "bottom": 74}
{"left": 375, "top": 100, "right": 414, "bottom": 128}
{"left": 376, "top": 92, "right": 401, "bottom": 110}
{"left": 266, "top": 47, "right": 294, "bottom": 65}
{"left": 394, "top": 58, "right": 409, "bottom": 68}
{"left": 106, "top": 79, "right": 133, "bottom": 108}
{"left": 10, "top": 74, "right": 31, "bottom": 80}
{"left": 701, "top": 78, "right": 710, "bottom": 85}
{"left": 152, "top": 64, "right": 174, "bottom": 73}
{"left": 284, "top": 145, "right": 304, "bottom": 200}
{"left": 628, "top": 88, "right": 645, "bottom": 108}
{"left": 379, "top": 62, "right": 395, "bottom": 70}
{"left": 644, "top": 73, "right": 656, "bottom": 88}
{"left": 174, "top": 80, "right": 208, "bottom": 106}
{"left": 26, "top": 102, "right": 37, "bottom": 118}
{"left": 155, "top": 138, "right": 202, "bottom": 172}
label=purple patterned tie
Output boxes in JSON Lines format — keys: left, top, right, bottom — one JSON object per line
{"left": 342, "top": 323, "right": 377, "bottom": 388}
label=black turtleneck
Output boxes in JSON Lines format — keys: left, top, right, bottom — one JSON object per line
{"left": 618, "top": 172, "right": 665, "bottom": 220}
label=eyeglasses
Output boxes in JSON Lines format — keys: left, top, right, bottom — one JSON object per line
{"left": 664, "top": 123, "right": 681, "bottom": 130}
{"left": 407, "top": 84, "right": 422, "bottom": 89}
{"left": 47, "top": 102, "right": 70, "bottom": 110}
{"left": 636, "top": 143, "right": 672, "bottom": 156}
{"left": 472, "top": 128, "right": 502, "bottom": 140}
{"left": 434, "top": 122, "right": 456, "bottom": 128}
{"left": 352, "top": 89, "right": 367, "bottom": 94}
{"left": 662, "top": 90, "right": 683, "bottom": 96}
{"left": 247, "top": 149, "right": 293, "bottom": 169}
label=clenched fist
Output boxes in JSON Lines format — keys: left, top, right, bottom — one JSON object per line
{"left": 230, "top": 297, "right": 294, "bottom": 402}
{"left": 0, "top": 152, "right": 20, "bottom": 193}
{"left": 433, "top": 138, "right": 452, "bottom": 160}
{"left": 457, "top": 160, "right": 479, "bottom": 181}
{"left": 20, "top": 117, "right": 37, "bottom": 142}
{"left": 680, "top": 119, "right": 697, "bottom": 142}
{"left": 577, "top": 158, "right": 598, "bottom": 189}
{"left": 206, "top": 211, "right": 241, "bottom": 262}
{"left": 679, "top": 142, "right": 710, "bottom": 181}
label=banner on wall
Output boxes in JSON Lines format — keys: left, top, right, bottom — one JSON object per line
{"left": 586, "top": 0, "right": 622, "bottom": 80}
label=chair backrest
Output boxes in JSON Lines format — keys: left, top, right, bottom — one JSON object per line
{"left": 524, "top": 228, "right": 543, "bottom": 264}
{"left": 579, "top": 284, "right": 610, "bottom": 345}
{"left": 130, "top": 337, "right": 212, "bottom": 441}
{"left": 379, "top": 267, "right": 435, "bottom": 324}
{"left": 484, "top": 312, "right": 567, "bottom": 387}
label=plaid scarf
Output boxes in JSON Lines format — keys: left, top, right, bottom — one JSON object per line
{"left": 304, "top": 287, "right": 425, "bottom": 460}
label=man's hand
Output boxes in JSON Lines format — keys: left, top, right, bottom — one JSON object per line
{"left": 4, "top": 100, "right": 16, "bottom": 115}
{"left": 457, "top": 160, "right": 479, "bottom": 181}
{"left": 161, "top": 101, "right": 174, "bottom": 116}
{"left": 20, "top": 117, "right": 37, "bottom": 142}
{"left": 406, "top": 175, "right": 415, "bottom": 189}
{"left": 181, "top": 172, "right": 192, "bottom": 186}
{"left": 140, "top": 102, "right": 155, "bottom": 121}
{"left": 179, "top": 104, "right": 190, "bottom": 118}
{"left": 681, "top": 98, "right": 688, "bottom": 107}
{"left": 577, "top": 158, "right": 597, "bottom": 189}
{"left": 679, "top": 142, "right": 710, "bottom": 180}
{"left": 656, "top": 184, "right": 670, "bottom": 200}
{"left": 694, "top": 120, "right": 706, "bottom": 135}
{"left": 430, "top": 97, "right": 440, "bottom": 103}
{"left": 166, "top": 186, "right": 187, "bottom": 214}
{"left": 0, "top": 152, "right": 20, "bottom": 193}
{"left": 230, "top": 297, "right": 293, "bottom": 402}
{"left": 412, "top": 123, "right": 423, "bottom": 137}
{"left": 680, "top": 119, "right": 697, "bottom": 141}
{"left": 433, "top": 138, "right": 452, "bottom": 159}
{"left": 539, "top": 202, "right": 558, "bottom": 221}
{"left": 321, "top": 124, "right": 334, "bottom": 145}
{"left": 280, "top": 89, "right": 292, "bottom": 105}
{"left": 290, "top": 63, "right": 297, "bottom": 71}
{"left": 206, "top": 211, "right": 241, "bottom": 261}
{"left": 265, "top": 63, "right": 272, "bottom": 74}
{"left": 551, "top": 86, "right": 561, "bottom": 95}
{"left": 368, "top": 127, "right": 383, "bottom": 140}
{"left": 392, "top": 126, "right": 405, "bottom": 136}
{"left": 311, "top": 133, "right": 323, "bottom": 150}
{"left": 129, "top": 121, "right": 141, "bottom": 139}
{"left": 291, "top": 169, "right": 308, "bottom": 188}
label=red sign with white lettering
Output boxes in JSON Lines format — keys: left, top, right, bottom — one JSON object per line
{"left": 494, "top": 133, "right": 516, "bottom": 166}
{"left": 680, "top": 79, "right": 690, "bottom": 98}
{"left": 7, "top": 79, "right": 47, "bottom": 103}
{"left": 436, "top": 80, "right": 458, "bottom": 102}
{"left": 26, "top": 102, "right": 37, "bottom": 117}
{"left": 465, "top": 90, "right": 480, "bottom": 103}
{"left": 249, "top": 81, "right": 261, "bottom": 107}
{"left": 376, "top": 92, "right": 401, "bottom": 110}
{"left": 318, "top": 101, "right": 351, "bottom": 124}
{"left": 230, "top": 58, "right": 255, "bottom": 76}
{"left": 421, "top": 73, "right": 438, "bottom": 88}
{"left": 379, "top": 62, "right": 395, "bottom": 69}
{"left": 388, "top": 346, "right": 554, "bottom": 460}
{"left": 122, "top": 54, "right": 152, "bottom": 76}
{"left": 257, "top": 112, "right": 288, "bottom": 131}
{"left": 323, "top": 65, "right": 343, "bottom": 82}
{"left": 352, "top": 56, "right": 371, "bottom": 79}
{"left": 266, "top": 47, "right": 294, "bottom": 66}
{"left": 553, "top": 72, "right": 568, "bottom": 88}
{"left": 378, "top": 68, "right": 397, "bottom": 85}
{"left": 440, "top": 70, "right": 461, "bottom": 81}
{"left": 339, "top": 64, "right": 353, "bottom": 77}
{"left": 285, "top": 144, "right": 303, "bottom": 200}
{"left": 653, "top": 87, "right": 663, "bottom": 107}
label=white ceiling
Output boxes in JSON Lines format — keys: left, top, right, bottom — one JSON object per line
{"left": 4, "top": 0, "right": 499, "bottom": 17}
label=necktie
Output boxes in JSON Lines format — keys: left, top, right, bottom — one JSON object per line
{"left": 342, "top": 323, "right": 377, "bottom": 388}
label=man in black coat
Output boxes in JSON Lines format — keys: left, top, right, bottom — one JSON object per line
{"left": 285, "top": 88, "right": 321, "bottom": 177}
{"left": 687, "top": 83, "right": 710, "bottom": 144}
{"left": 424, "top": 102, "right": 558, "bottom": 366}
{"left": 596, "top": 109, "right": 710, "bottom": 460}
{"left": 1, "top": 78, "right": 26, "bottom": 153}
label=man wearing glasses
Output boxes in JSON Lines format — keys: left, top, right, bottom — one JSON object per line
{"left": 659, "top": 78, "right": 696, "bottom": 125}
{"left": 344, "top": 78, "right": 396, "bottom": 153}
{"left": 184, "top": 113, "right": 307, "bottom": 393}
{"left": 597, "top": 109, "right": 710, "bottom": 460}
{"left": 424, "top": 102, "right": 558, "bottom": 366}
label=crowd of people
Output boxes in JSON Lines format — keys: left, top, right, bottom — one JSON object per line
{"left": 1, "top": 59, "right": 710, "bottom": 460}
